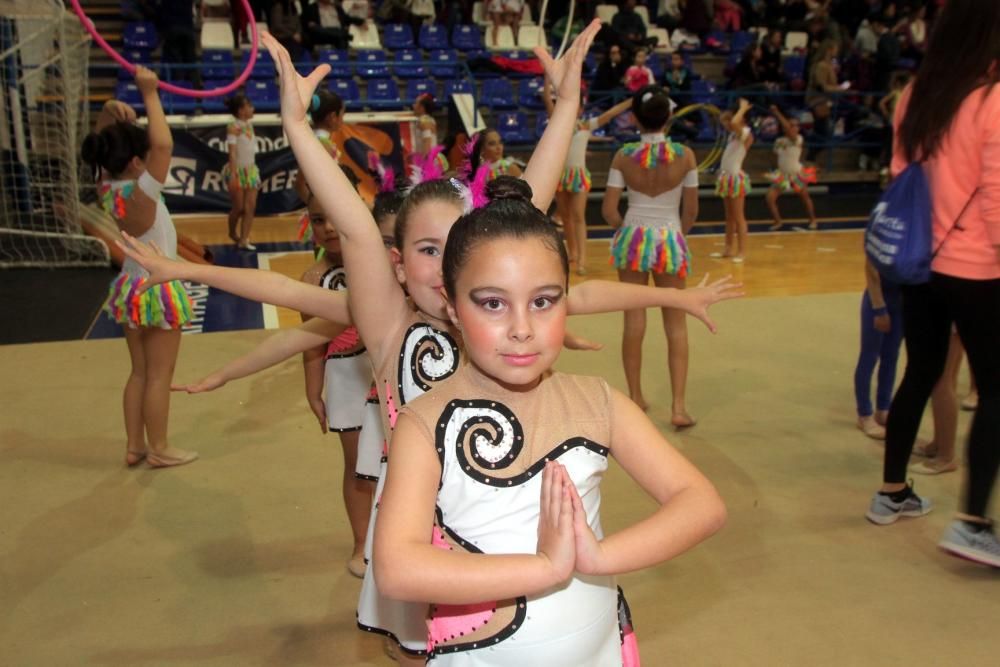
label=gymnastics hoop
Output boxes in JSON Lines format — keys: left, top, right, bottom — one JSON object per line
{"left": 68, "top": 0, "right": 259, "bottom": 98}
{"left": 669, "top": 103, "right": 726, "bottom": 172}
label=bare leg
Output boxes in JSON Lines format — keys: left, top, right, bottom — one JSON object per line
{"left": 339, "top": 429, "right": 374, "bottom": 573}
{"left": 571, "top": 191, "right": 588, "bottom": 275}
{"left": 227, "top": 181, "right": 243, "bottom": 243}
{"left": 767, "top": 187, "right": 782, "bottom": 230}
{"left": 141, "top": 327, "right": 197, "bottom": 467}
{"left": 557, "top": 191, "right": 577, "bottom": 263}
{"left": 618, "top": 268, "right": 650, "bottom": 411}
{"left": 123, "top": 327, "right": 147, "bottom": 465}
{"left": 239, "top": 188, "right": 258, "bottom": 247}
{"left": 799, "top": 190, "right": 818, "bottom": 229}
{"left": 916, "top": 334, "right": 963, "bottom": 473}
{"left": 720, "top": 198, "right": 735, "bottom": 256}
{"left": 654, "top": 272, "right": 694, "bottom": 427}
{"left": 733, "top": 192, "right": 748, "bottom": 259}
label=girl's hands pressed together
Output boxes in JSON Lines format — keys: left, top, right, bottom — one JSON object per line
{"left": 566, "top": 478, "right": 607, "bottom": 576}
{"left": 536, "top": 461, "right": 577, "bottom": 586}
{"left": 260, "top": 31, "right": 331, "bottom": 128}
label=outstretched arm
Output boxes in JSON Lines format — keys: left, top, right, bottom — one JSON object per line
{"left": 375, "top": 414, "right": 576, "bottom": 604}
{"left": 769, "top": 104, "right": 794, "bottom": 136}
{"left": 117, "top": 233, "right": 354, "bottom": 325}
{"left": 174, "top": 317, "right": 345, "bottom": 393}
{"left": 566, "top": 275, "right": 743, "bottom": 333}
{"left": 594, "top": 97, "right": 634, "bottom": 128}
{"left": 568, "top": 389, "right": 727, "bottom": 577}
{"left": 261, "top": 32, "right": 411, "bottom": 358}
{"left": 731, "top": 97, "right": 751, "bottom": 132}
{"left": 523, "top": 19, "right": 602, "bottom": 211}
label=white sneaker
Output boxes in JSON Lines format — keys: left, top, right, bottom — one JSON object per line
{"left": 939, "top": 520, "right": 1000, "bottom": 567}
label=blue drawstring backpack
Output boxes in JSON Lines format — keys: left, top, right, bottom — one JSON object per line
{"left": 866, "top": 162, "right": 977, "bottom": 285}
{"left": 864, "top": 163, "right": 933, "bottom": 285}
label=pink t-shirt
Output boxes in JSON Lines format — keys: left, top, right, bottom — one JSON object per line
{"left": 891, "top": 84, "right": 1000, "bottom": 280}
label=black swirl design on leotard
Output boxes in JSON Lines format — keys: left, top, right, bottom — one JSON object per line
{"left": 435, "top": 399, "right": 609, "bottom": 482}
{"left": 397, "top": 323, "right": 459, "bottom": 405}
{"left": 319, "top": 265, "right": 347, "bottom": 291}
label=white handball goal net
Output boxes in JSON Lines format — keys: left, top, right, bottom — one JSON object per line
{"left": 0, "top": 0, "right": 108, "bottom": 268}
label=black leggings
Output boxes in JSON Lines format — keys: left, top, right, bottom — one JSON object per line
{"left": 884, "top": 273, "right": 1000, "bottom": 518}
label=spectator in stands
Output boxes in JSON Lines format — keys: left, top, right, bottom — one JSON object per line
{"left": 376, "top": 0, "right": 435, "bottom": 34}
{"left": 805, "top": 38, "right": 846, "bottom": 159}
{"left": 158, "top": 0, "right": 198, "bottom": 84}
{"left": 626, "top": 47, "right": 657, "bottom": 92}
{"left": 872, "top": 13, "right": 901, "bottom": 92}
{"left": 654, "top": 0, "right": 684, "bottom": 30}
{"left": 730, "top": 43, "right": 765, "bottom": 89}
{"left": 760, "top": 28, "right": 784, "bottom": 84}
{"left": 854, "top": 16, "right": 878, "bottom": 58}
{"left": 714, "top": 0, "right": 743, "bottom": 31}
{"left": 611, "top": 0, "right": 657, "bottom": 50}
{"left": 342, "top": 0, "right": 370, "bottom": 21}
{"left": 488, "top": 0, "right": 524, "bottom": 45}
{"left": 901, "top": 4, "right": 928, "bottom": 61}
{"left": 270, "top": 0, "right": 304, "bottom": 58}
{"left": 681, "top": 0, "right": 714, "bottom": 39}
{"left": 663, "top": 51, "right": 693, "bottom": 95}
{"left": 303, "top": 0, "right": 365, "bottom": 51}
{"left": 592, "top": 44, "right": 628, "bottom": 100}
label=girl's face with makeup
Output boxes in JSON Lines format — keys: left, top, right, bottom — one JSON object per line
{"left": 392, "top": 199, "right": 465, "bottom": 321}
{"left": 447, "top": 236, "right": 568, "bottom": 390}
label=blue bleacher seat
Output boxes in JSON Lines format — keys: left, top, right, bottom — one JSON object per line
{"left": 451, "top": 24, "right": 483, "bottom": 51}
{"left": 202, "top": 50, "right": 234, "bottom": 80}
{"left": 329, "top": 79, "right": 362, "bottom": 110}
{"left": 318, "top": 49, "right": 353, "bottom": 78}
{"left": 497, "top": 112, "right": 532, "bottom": 144}
{"left": 782, "top": 55, "right": 806, "bottom": 81}
{"left": 383, "top": 23, "right": 415, "bottom": 50}
{"left": 443, "top": 79, "right": 474, "bottom": 98}
{"left": 429, "top": 49, "right": 459, "bottom": 78}
{"left": 583, "top": 52, "right": 597, "bottom": 78}
{"left": 295, "top": 52, "right": 315, "bottom": 77}
{"left": 730, "top": 31, "right": 755, "bottom": 53}
{"left": 242, "top": 50, "right": 275, "bottom": 80}
{"left": 200, "top": 81, "right": 230, "bottom": 112}
{"left": 394, "top": 50, "right": 427, "bottom": 79}
{"left": 162, "top": 82, "right": 197, "bottom": 114}
{"left": 481, "top": 79, "right": 517, "bottom": 109}
{"left": 114, "top": 82, "right": 144, "bottom": 112}
{"left": 405, "top": 79, "right": 437, "bottom": 104}
{"left": 123, "top": 22, "right": 157, "bottom": 50}
{"left": 535, "top": 114, "right": 548, "bottom": 139}
{"left": 366, "top": 79, "right": 404, "bottom": 110}
{"left": 246, "top": 80, "right": 279, "bottom": 112}
{"left": 518, "top": 78, "right": 545, "bottom": 110}
{"left": 648, "top": 54, "right": 665, "bottom": 80}
{"left": 357, "top": 50, "right": 389, "bottom": 78}
{"left": 691, "top": 79, "right": 720, "bottom": 106}
{"left": 419, "top": 24, "right": 449, "bottom": 50}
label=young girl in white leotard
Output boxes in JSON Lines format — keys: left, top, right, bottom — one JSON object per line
{"left": 81, "top": 67, "right": 197, "bottom": 469}
{"left": 602, "top": 85, "right": 700, "bottom": 427}
{"left": 543, "top": 81, "right": 633, "bottom": 276}
{"left": 714, "top": 98, "right": 753, "bottom": 262}
{"left": 224, "top": 94, "right": 260, "bottom": 250}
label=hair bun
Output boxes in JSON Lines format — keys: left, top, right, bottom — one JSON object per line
{"left": 486, "top": 175, "right": 532, "bottom": 205}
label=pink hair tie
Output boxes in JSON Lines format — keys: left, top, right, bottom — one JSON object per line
{"left": 68, "top": 0, "right": 259, "bottom": 99}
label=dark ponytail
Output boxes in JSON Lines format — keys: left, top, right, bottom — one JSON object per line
{"left": 81, "top": 121, "right": 150, "bottom": 178}
{"left": 442, "top": 176, "right": 568, "bottom": 299}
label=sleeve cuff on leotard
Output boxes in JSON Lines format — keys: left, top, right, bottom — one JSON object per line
{"left": 137, "top": 171, "right": 165, "bottom": 200}
{"left": 683, "top": 169, "right": 699, "bottom": 187}
{"left": 606, "top": 168, "right": 625, "bottom": 188}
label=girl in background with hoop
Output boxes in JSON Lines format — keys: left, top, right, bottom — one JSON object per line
{"left": 224, "top": 94, "right": 260, "bottom": 250}
{"left": 714, "top": 98, "right": 753, "bottom": 263}
{"left": 81, "top": 66, "right": 197, "bottom": 469}
{"left": 543, "top": 77, "right": 633, "bottom": 276}
{"left": 766, "top": 105, "right": 818, "bottom": 231}
{"left": 412, "top": 93, "right": 449, "bottom": 173}
{"left": 602, "top": 85, "right": 699, "bottom": 426}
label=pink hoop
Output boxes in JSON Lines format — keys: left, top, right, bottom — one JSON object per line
{"left": 68, "top": 0, "right": 259, "bottom": 99}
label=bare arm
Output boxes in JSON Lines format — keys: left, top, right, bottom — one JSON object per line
{"left": 121, "top": 67, "right": 171, "bottom": 237}
{"left": 769, "top": 104, "right": 794, "bottom": 136}
{"left": 375, "top": 414, "right": 575, "bottom": 604}
{"left": 173, "top": 317, "right": 345, "bottom": 393}
{"left": 95, "top": 100, "right": 137, "bottom": 132}
{"left": 522, "top": 19, "right": 602, "bottom": 211}
{"left": 262, "top": 32, "right": 410, "bottom": 359}
{"left": 594, "top": 97, "right": 634, "bottom": 128}
{"left": 541, "top": 75, "right": 555, "bottom": 117}
{"left": 569, "top": 389, "right": 726, "bottom": 576}
{"left": 680, "top": 150, "right": 699, "bottom": 235}
{"left": 303, "top": 344, "right": 327, "bottom": 432}
{"left": 601, "top": 186, "right": 624, "bottom": 227}
{"left": 566, "top": 275, "right": 743, "bottom": 333}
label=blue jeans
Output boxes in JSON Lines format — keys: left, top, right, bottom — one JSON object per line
{"left": 853, "top": 288, "right": 904, "bottom": 416}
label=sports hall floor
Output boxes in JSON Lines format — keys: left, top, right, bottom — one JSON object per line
{"left": 1, "top": 213, "right": 996, "bottom": 666}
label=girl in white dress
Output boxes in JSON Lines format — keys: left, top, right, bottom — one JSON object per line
{"left": 714, "top": 98, "right": 754, "bottom": 262}
{"left": 224, "top": 94, "right": 260, "bottom": 250}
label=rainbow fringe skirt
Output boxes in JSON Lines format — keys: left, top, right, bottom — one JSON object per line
{"left": 105, "top": 273, "right": 194, "bottom": 329}
{"left": 610, "top": 225, "right": 690, "bottom": 276}
{"left": 557, "top": 166, "right": 592, "bottom": 193}
{"left": 715, "top": 170, "right": 751, "bottom": 198}
{"left": 769, "top": 166, "right": 817, "bottom": 193}
{"left": 223, "top": 164, "right": 261, "bottom": 190}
